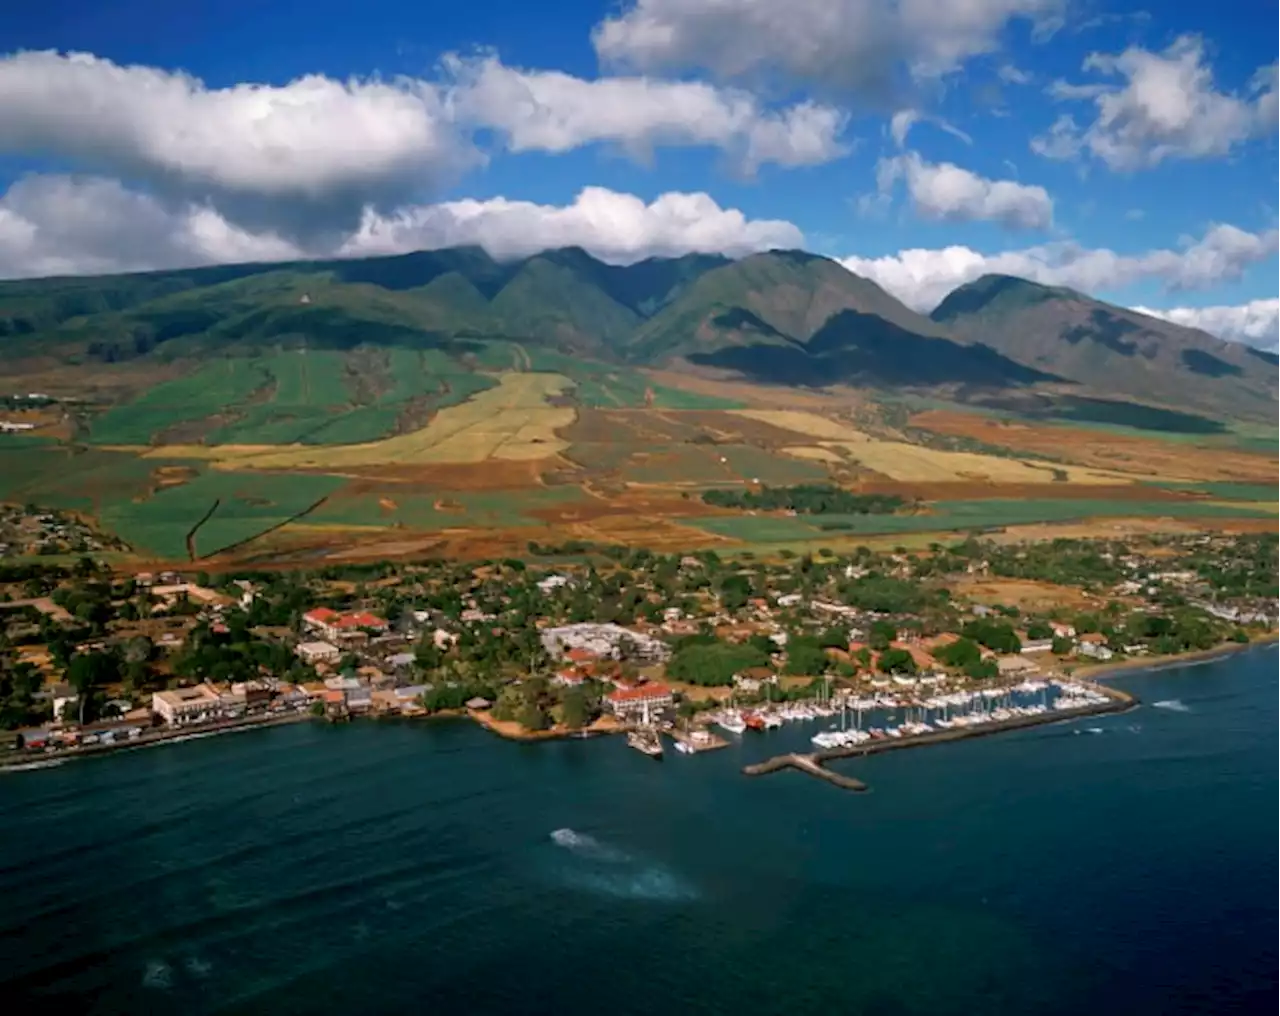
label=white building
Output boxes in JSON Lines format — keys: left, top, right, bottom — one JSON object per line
{"left": 540, "top": 623, "right": 670, "bottom": 663}
{"left": 152, "top": 684, "right": 223, "bottom": 726}
{"left": 296, "top": 641, "right": 341, "bottom": 665}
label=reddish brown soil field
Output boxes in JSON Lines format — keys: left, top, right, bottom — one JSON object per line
{"left": 327, "top": 458, "right": 555, "bottom": 490}
{"left": 848, "top": 481, "right": 1190, "bottom": 502}
{"left": 909, "top": 410, "right": 1278, "bottom": 483}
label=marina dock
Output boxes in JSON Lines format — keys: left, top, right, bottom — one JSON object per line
{"left": 669, "top": 727, "right": 730, "bottom": 753}
{"left": 743, "top": 682, "right": 1136, "bottom": 792}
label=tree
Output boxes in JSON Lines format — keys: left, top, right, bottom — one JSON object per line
{"left": 561, "top": 688, "right": 589, "bottom": 729}
{"left": 784, "top": 636, "right": 829, "bottom": 676}
{"left": 1025, "top": 620, "right": 1053, "bottom": 640}
{"left": 1051, "top": 636, "right": 1074, "bottom": 655}
{"left": 877, "top": 647, "right": 916, "bottom": 675}
{"left": 518, "top": 702, "right": 550, "bottom": 731}
{"left": 867, "top": 620, "right": 897, "bottom": 651}
{"left": 964, "top": 658, "right": 998, "bottom": 680}
{"left": 935, "top": 637, "right": 982, "bottom": 669}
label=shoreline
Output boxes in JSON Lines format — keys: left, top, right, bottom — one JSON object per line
{"left": 1071, "top": 632, "right": 1277, "bottom": 684}
{"left": 1, "top": 710, "right": 313, "bottom": 772}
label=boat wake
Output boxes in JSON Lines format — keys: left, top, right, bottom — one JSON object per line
{"left": 548, "top": 828, "right": 697, "bottom": 902}
{"left": 1152, "top": 699, "right": 1191, "bottom": 713}
{"left": 550, "top": 828, "right": 629, "bottom": 863}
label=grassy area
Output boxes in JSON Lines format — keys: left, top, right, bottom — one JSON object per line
{"left": 1142, "top": 481, "right": 1278, "bottom": 501}
{"left": 89, "top": 359, "right": 267, "bottom": 444}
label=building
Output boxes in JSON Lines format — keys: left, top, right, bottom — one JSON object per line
{"left": 49, "top": 682, "right": 79, "bottom": 723}
{"left": 552, "top": 669, "right": 587, "bottom": 688}
{"left": 540, "top": 623, "right": 671, "bottom": 663}
{"left": 296, "top": 640, "right": 341, "bottom": 665}
{"left": 996, "top": 655, "right": 1039, "bottom": 676}
{"left": 606, "top": 683, "right": 674, "bottom": 719}
{"left": 152, "top": 684, "right": 223, "bottom": 726}
{"left": 302, "top": 607, "right": 388, "bottom": 642}
{"left": 1077, "top": 634, "right": 1114, "bottom": 661}
{"left": 1020, "top": 639, "right": 1055, "bottom": 654}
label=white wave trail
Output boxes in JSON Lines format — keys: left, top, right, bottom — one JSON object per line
{"left": 549, "top": 828, "right": 629, "bottom": 863}
{"left": 1152, "top": 699, "right": 1191, "bottom": 713}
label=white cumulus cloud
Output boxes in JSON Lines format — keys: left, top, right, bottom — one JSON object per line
{"left": 444, "top": 53, "right": 848, "bottom": 171}
{"left": 1034, "top": 35, "right": 1278, "bottom": 169}
{"left": 0, "top": 175, "right": 801, "bottom": 279}
{"left": 1133, "top": 299, "right": 1280, "bottom": 351}
{"left": 593, "top": 0, "right": 1063, "bottom": 96}
{"left": 339, "top": 186, "right": 803, "bottom": 262}
{"left": 875, "top": 152, "right": 1053, "bottom": 229}
{"left": 839, "top": 223, "right": 1280, "bottom": 311}
{"left": 0, "top": 50, "right": 473, "bottom": 198}
{"left": 0, "top": 175, "right": 301, "bottom": 279}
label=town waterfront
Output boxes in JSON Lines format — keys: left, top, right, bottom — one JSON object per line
{"left": 0, "top": 646, "right": 1275, "bottom": 1015}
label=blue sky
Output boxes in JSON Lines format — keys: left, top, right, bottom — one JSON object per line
{"left": 0, "top": 0, "right": 1276, "bottom": 345}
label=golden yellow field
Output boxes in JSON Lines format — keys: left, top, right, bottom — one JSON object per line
{"left": 733, "top": 409, "right": 1135, "bottom": 485}
{"left": 147, "top": 373, "right": 575, "bottom": 469}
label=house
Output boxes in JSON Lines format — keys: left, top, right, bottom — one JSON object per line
{"left": 996, "top": 655, "right": 1039, "bottom": 676}
{"left": 152, "top": 684, "right": 223, "bottom": 726}
{"left": 775, "top": 593, "right": 804, "bottom": 608}
{"left": 303, "top": 607, "right": 388, "bottom": 642}
{"left": 606, "top": 683, "right": 674, "bottom": 719}
{"left": 537, "top": 574, "right": 572, "bottom": 593}
{"left": 49, "top": 682, "right": 79, "bottom": 723}
{"left": 465, "top": 696, "right": 492, "bottom": 710}
{"left": 733, "top": 666, "right": 776, "bottom": 692}
{"left": 296, "top": 640, "right": 341, "bottom": 665}
{"left": 1050, "top": 622, "right": 1076, "bottom": 638}
{"left": 1077, "top": 634, "right": 1114, "bottom": 661}
{"left": 231, "top": 681, "right": 273, "bottom": 709}
{"left": 890, "top": 641, "right": 939, "bottom": 672}
{"left": 1020, "top": 639, "right": 1055, "bottom": 654}
{"left": 321, "top": 689, "right": 348, "bottom": 718}
{"left": 552, "top": 669, "right": 587, "bottom": 688}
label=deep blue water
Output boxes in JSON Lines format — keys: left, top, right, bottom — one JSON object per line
{"left": 1, "top": 647, "right": 1276, "bottom": 1015}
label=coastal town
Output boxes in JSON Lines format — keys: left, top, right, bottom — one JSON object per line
{"left": 1, "top": 529, "right": 1274, "bottom": 772}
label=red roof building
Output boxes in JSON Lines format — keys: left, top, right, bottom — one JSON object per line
{"left": 606, "top": 683, "right": 674, "bottom": 717}
{"left": 304, "top": 608, "right": 388, "bottom": 640}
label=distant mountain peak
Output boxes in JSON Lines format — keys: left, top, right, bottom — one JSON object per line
{"left": 931, "top": 274, "right": 1082, "bottom": 322}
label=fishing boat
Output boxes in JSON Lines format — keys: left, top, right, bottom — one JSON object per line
{"left": 743, "top": 712, "right": 766, "bottom": 732}
{"left": 673, "top": 739, "right": 695, "bottom": 754}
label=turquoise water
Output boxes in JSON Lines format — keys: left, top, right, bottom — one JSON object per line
{"left": 1, "top": 647, "right": 1275, "bottom": 1014}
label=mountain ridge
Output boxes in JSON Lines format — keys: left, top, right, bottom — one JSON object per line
{"left": 0, "top": 246, "right": 1273, "bottom": 422}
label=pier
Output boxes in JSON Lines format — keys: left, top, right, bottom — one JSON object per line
{"left": 742, "top": 752, "right": 867, "bottom": 791}
{"left": 743, "top": 682, "right": 1136, "bottom": 792}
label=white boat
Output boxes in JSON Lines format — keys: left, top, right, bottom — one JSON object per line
{"left": 673, "top": 740, "right": 695, "bottom": 754}
{"left": 717, "top": 712, "right": 747, "bottom": 734}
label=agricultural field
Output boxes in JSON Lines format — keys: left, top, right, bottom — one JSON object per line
{"left": 309, "top": 485, "right": 589, "bottom": 530}
{"left": 89, "top": 359, "right": 267, "bottom": 444}
{"left": 99, "top": 471, "right": 345, "bottom": 560}
{"left": 908, "top": 409, "right": 1279, "bottom": 484}
{"left": 689, "top": 497, "right": 1278, "bottom": 546}
{"left": 732, "top": 409, "right": 1137, "bottom": 485}
{"left": 157, "top": 371, "right": 574, "bottom": 469}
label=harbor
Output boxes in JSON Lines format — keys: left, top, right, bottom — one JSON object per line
{"left": 741, "top": 679, "right": 1136, "bottom": 791}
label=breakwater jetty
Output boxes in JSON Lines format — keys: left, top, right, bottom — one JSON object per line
{"left": 743, "top": 682, "right": 1135, "bottom": 792}
{"left": 742, "top": 753, "right": 868, "bottom": 791}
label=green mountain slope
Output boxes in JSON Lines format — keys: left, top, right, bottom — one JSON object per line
{"left": 933, "top": 275, "right": 1278, "bottom": 420}
{"left": 0, "top": 249, "right": 1273, "bottom": 425}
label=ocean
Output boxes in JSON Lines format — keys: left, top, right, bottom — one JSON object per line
{"left": 1, "top": 646, "right": 1275, "bottom": 1015}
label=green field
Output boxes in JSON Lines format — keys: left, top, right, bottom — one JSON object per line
{"left": 89, "top": 359, "right": 267, "bottom": 444}
{"left": 99, "top": 471, "right": 345, "bottom": 559}
{"left": 693, "top": 497, "right": 1277, "bottom": 544}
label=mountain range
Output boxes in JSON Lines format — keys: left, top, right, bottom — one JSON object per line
{"left": 0, "top": 246, "right": 1274, "bottom": 422}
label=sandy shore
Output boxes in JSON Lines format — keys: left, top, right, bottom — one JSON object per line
{"left": 468, "top": 709, "right": 624, "bottom": 742}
